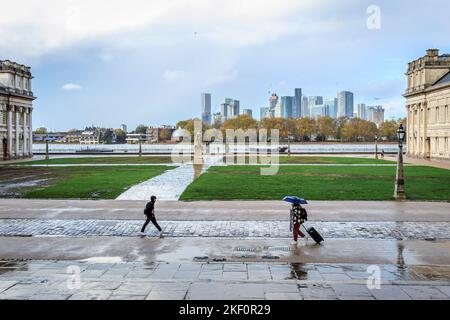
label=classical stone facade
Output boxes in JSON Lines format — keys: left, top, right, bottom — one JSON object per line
{"left": 404, "top": 49, "right": 450, "bottom": 161}
{"left": 0, "top": 60, "right": 36, "bottom": 160}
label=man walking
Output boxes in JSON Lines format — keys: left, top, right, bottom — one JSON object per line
{"left": 140, "top": 195, "right": 163, "bottom": 237}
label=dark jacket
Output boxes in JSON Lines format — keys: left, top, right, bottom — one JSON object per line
{"left": 144, "top": 201, "right": 155, "bottom": 217}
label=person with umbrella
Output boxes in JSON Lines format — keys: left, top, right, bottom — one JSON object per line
{"left": 283, "top": 196, "right": 309, "bottom": 245}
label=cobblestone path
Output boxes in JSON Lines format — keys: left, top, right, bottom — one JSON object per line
{"left": 1, "top": 219, "right": 449, "bottom": 240}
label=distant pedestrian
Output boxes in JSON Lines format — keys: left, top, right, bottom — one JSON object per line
{"left": 381, "top": 149, "right": 385, "bottom": 158}
{"left": 140, "top": 195, "right": 163, "bottom": 237}
{"left": 290, "top": 203, "right": 308, "bottom": 245}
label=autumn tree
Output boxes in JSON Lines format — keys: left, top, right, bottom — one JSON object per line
{"left": 316, "top": 116, "right": 336, "bottom": 141}
{"left": 35, "top": 127, "right": 47, "bottom": 134}
{"left": 295, "top": 117, "right": 316, "bottom": 141}
{"left": 175, "top": 118, "right": 210, "bottom": 139}
{"left": 379, "top": 120, "right": 397, "bottom": 141}
{"left": 341, "top": 118, "right": 378, "bottom": 142}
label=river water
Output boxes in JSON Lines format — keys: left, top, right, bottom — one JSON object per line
{"left": 33, "top": 143, "right": 404, "bottom": 154}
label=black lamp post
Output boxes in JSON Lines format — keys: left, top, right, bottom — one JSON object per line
{"left": 394, "top": 123, "right": 406, "bottom": 200}
{"left": 45, "top": 134, "right": 49, "bottom": 160}
{"left": 375, "top": 134, "right": 379, "bottom": 159}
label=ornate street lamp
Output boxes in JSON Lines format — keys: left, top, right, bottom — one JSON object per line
{"left": 394, "top": 123, "right": 406, "bottom": 200}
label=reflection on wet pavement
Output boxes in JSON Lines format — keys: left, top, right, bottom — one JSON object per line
{"left": 1, "top": 259, "right": 450, "bottom": 300}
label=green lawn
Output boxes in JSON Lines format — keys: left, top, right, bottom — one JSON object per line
{"left": 180, "top": 165, "right": 450, "bottom": 201}
{"left": 17, "top": 156, "right": 173, "bottom": 165}
{"left": 224, "top": 155, "right": 395, "bottom": 164}
{"left": 16, "top": 166, "right": 171, "bottom": 199}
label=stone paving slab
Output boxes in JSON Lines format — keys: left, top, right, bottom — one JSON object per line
{"left": 1, "top": 260, "right": 450, "bottom": 300}
{"left": 1, "top": 219, "right": 450, "bottom": 240}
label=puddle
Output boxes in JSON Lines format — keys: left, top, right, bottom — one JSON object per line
{"left": 290, "top": 263, "right": 309, "bottom": 280}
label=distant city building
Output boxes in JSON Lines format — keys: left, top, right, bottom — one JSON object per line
{"left": 227, "top": 104, "right": 234, "bottom": 119}
{"left": 310, "top": 104, "right": 326, "bottom": 119}
{"left": 201, "top": 93, "right": 212, "bottom": 125}
{"left": 242, "top": 109, "right": 253, "bottom": 118}
{"left": 308, "top": 96, "right": 323, "bottom": 118}
{"left": 220, "top": 103, "right": 228, "bottom": 119}
{"left": 357, "top": 103, "right": 367, "bottom": 120}
{"left": 324, "top": 98, "right": 337, "bottom": 118}
{"left": 337, "top": 91, "right": 354, "bottom": 118}
{"left": 281, "top": 96, "right": 294, "bottom": 118}
{"left": 260, "top": 107, "right": 270, "bottom": 120}
{"left": 0, "top": 60, "right": 36, "bottom": 160}
{"left": 268, "top": 93, "right": 279, "bottom": 118}
{"left": 80, "top": 130, "right": 101, "bottom": 144}
{"left": 220, "top": 98, "right": 239, "bottom": 120}
{"left": 404, "top": 49, "right": 450, "bottom": 161}
{"left": 126, "top": 133, "right": 147, "bottom": 144}
{"left": 274, "top": 103, "right": 282, "bottom": 118}
{"left": 120, "top": 124, "right": 127, "bottom": 133}
{"left": 301, "top": 95, "right": 309, "bottom": 118}
{"left": 367, "top": 106, "right": 385, "bottom": 126}
{"left": 293, "top": 88, "right": 302, "bottom": 118}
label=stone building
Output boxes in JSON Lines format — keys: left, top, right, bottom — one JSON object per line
{"left": 404, "top": 49, "right": 450, "bottom": 161}
{"left": 0, "top": 60, "right": 36, "bottom": 160}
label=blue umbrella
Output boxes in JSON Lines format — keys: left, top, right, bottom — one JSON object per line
{"left": 282, "top": 196, "right": 308, "bottom": 205}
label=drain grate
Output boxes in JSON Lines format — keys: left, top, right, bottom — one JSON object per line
{"left": 268, "top": 246, "right": 291, "bottom": 252}
{"left": 234, "top": 246, "right": 257, "bottom": 252}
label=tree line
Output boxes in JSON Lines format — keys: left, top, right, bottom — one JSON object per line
{"left": 176, "top": 115, "right": 406, "bottom": 142}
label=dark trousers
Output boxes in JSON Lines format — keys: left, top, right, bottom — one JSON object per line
{"left": 293, "top": 223, "right": 305, "bottom": 241}
{"left": 141, "top": 216, "right": 162, "bottom": 232}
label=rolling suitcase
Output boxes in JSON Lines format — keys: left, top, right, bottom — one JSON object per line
{"left": 302, "top": 225, "right": 324, "bottom": 244}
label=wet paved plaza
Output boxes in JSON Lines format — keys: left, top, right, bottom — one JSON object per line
{"left": 1, "top": 260, "right": 450, "bottom": 300}
{"left": 1, "top": 219, "right": 450, "bottom": 240}
{"left": 1, "top": 199, "right": 450, "bottom": 300}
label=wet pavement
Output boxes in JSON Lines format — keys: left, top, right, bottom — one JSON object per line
{"left": 0, "top": 199, "right": 450, "bottom": 299}
{"left": 116, "top": 156, "right": 221, "bottom": 200}
{"left": 0, "top": 260, "right": 449, "bottom": 300}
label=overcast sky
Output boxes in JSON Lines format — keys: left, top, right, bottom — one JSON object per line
{"left": 1, "top": 0, "right": 449, "bottom": 131}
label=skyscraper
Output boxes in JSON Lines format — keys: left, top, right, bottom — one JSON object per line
{"left": 233, "top": 100, "right": 240, "bottom": 117}
{"left": 260, "top": 107, "right": 270, "bottom": 120}
{"left": 301, "top": 95, "right": 309, "bottom": 117}
{"left": 201, "top": 93, "right": 212, "bottom": 125}
{"left": 337, "top": 91, "right": 354, "bottom": 118}
{"left": 310, "top": 104, "right": 326, "bottom": 118}
{"left": 324, "top": 98, "right": 337, "bottom": 118}
{"left": 242, "top": 109, "right": 253, "bottom": 118}
{"left": 281, "top": 96, "right": 294, "bottom": 118}
{"left": 308, "top": 96, "right": 323, "bottom": 118}
{"left": 294, "top": 88, "right": 302, "bottom": 118}
{"left": 268, "top": 93, "right": 279, "bottom": 118}
{"left": 367, "top": 105, "right": 385, "bottom": 126}
{"left": 357, "top": 103, "right": 367, "bottom": 120}
{"left": 220, "top": 103, "right": 228, "bottom": 120}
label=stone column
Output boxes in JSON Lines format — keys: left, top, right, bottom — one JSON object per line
{"left": 15, "top": 107, "right": 20, "bottom": 158}
{"left": 28, "top": 107, "right": 33, "bottom": 156}
{"left": 7, "top": 106, "right": 13, "bottom": 160}
{"left": 23, "top": 109, "right": 28, "bottom": 157}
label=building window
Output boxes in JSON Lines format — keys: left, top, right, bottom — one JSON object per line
{"left": 435, "top": 107, "right": 439, "bottom": 123}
